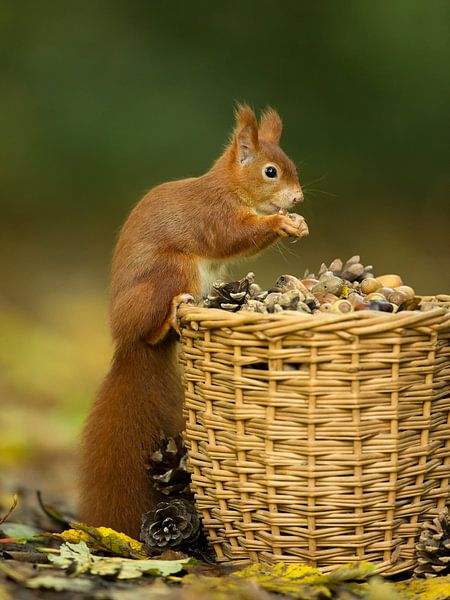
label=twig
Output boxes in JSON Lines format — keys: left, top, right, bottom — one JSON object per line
{"left": 0, "top": 496, "right": 18, "bottom": 526}
{"left": 2, "top": 551, "right": 49, "bottom": 564}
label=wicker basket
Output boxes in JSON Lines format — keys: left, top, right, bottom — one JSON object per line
{"left": 178, "top": 297, "right": 450, "bottom": 574}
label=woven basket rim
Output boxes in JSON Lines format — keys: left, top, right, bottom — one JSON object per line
{"left": 178, "top": 302, "right": 449, "bottom": 324}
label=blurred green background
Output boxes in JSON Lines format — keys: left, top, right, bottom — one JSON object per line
{"left": 1, "top": 1, "right": 449, "bottom": 510}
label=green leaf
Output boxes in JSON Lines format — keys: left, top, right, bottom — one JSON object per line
{"left": 46, "top": 541, "right": 194, "bottom": 580}
{"left": 0, "top": 522, "right": 43, "bottom": 542}
{"left": 47, "top": 540, "right": 93, "bottom": 575}
{"left": 90, "top": 557, "right": 195, "bottom": 580}
{"left": 26, "top": 575, "right": 93, "bottom": 593}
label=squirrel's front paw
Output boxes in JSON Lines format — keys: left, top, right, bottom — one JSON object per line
{"left": 275, "top": 213, "right": 309, "bottom": 238}
{"left": 147, "top": 293, "right": 194, "bottom": 345}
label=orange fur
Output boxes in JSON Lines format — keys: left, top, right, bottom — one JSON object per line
{"left": 78, "top": 105, "right": 306, "bottom": 537}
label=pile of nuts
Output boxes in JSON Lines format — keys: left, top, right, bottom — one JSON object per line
{"left": 201, "top": 256, "right": 440, "bottom": 315}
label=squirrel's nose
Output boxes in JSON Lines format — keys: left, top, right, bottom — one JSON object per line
{"left": 292, "top": 192, "right": 304, "bottom": 205}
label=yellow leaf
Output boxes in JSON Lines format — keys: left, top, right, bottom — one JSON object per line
{"left": 48, "top": 523, "right": 148, "bottom": 559}
{"left": 47, "top": 529, "right": 91, "bottom": 545}
{"left": 233, "top": 562, "right": 329, "bottom": 597}
{"left": 394, "top": 575, "right": 450, "bottom": 600}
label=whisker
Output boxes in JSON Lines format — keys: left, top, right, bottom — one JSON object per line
{"left": 304, "top": 188, "right": 337, "bottom": 198}
{"left": 301, "top": 173, "right": 329, "bottom": 188}
{"left": 274, "top": 241, "right": 290, "bottom": 263}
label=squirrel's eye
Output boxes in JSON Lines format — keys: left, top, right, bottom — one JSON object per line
{"left": 264, "top": 165, "right": 278, "bottom": 179}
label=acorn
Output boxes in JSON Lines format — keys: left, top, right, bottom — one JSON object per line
{"left": 348, "top": 293, "right": 371, "bottom": 311}
{"left": 360, "top": 278, "right": 382, "bottom": 294}
{"left": 330, "top": 299, "right": 353, "bottom": 314}
{"left": 377, "top": 287, "right": 395, "bottom": 299}
{"left": 347, "top": 292, "right": 364, "bottom": 306}
{"left": 395, "top": 285, "right": 415, "bottom": 299}
{"left": 398, "top": 296, "right": 421, "bottom": 311}
{"left": 387, "top": 289, "right": 409, "bottom": 305}
{"left": 366, "top": 292, "right": 387, "bottom": 301}
{"left": 377, "top": 274, "right": 403, "bottom": 288}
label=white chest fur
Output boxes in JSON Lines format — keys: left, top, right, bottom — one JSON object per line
{"left": 197, "top": 259, "right": 226, "bottom": 296}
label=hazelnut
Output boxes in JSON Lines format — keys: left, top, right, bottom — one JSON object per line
{"left": 360, "top": 278, "right": 382, "bottom": 294}
{"left": 377, "top": 274, "right": 403, "bottom": 288}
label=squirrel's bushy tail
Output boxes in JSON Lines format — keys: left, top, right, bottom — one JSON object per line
{"left": 78, "top": 339, "right": 184, "bottom": 538}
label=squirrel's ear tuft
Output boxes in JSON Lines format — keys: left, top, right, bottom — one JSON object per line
{"left": 233, "top": 103, "right": 259, "bottom": 164}
{"left": 258, "top": 107, "right": 283, "bottom": 144}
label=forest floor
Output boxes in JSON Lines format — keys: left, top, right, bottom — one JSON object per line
{"left": 1, "top": 290, "right": 449, "bottom": 599}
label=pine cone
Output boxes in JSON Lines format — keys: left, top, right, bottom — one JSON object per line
{"left": 203, "top": 272, "right": 255, "bottom": 311}
{"left": 140, "top": 499, "right": 200, "bottom": 552}
{"left": 414, "top": 508, "right": 450, "bottom": 578}
{"left": 149, "top": 435, "right": 192, "bottom": 498}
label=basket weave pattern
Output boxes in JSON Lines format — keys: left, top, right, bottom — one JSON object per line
{"left": 179, "top": 302, "right": 450, "bottom": 574}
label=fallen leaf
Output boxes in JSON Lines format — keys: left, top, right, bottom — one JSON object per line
{"left": 36, "top": 490, "right": 75, "bottom": 528}
{"left": 48, "top": 522, "right": 148, "bottom": 558}
{"left": 46, "top": 541, "right": 194, "bottom": 580}
{"left": 47, "top": 540, "right": 93, "bottom": 575}
{"left": 233, "top": 562, "right": 330, "bottom": 598}
{"left": 0, "top": 582, "right": 13, "bottom": 600}
{"left": 182, "top": 561, "right": 379, "bottom": 600}
{"left": 0, "top": 562, "right": 27, "bottom": 583}
{"left": 0, "top": 522, "right": 43, "bottom": 543}
{"left": 321, "top": 561, "right": 376, "bottom": 584}
{"left": 394, "top": 575, "right": 450, "bottom": 600}
{"left": 102, "top": 580, "right": 173, "bottom": 599}
{"left": 26, "top": 574, "right": 93, "bottom": 592}
{"left": 90, "top": 557, "right": 196, "bottom": 580}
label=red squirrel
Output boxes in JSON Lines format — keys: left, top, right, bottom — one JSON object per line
{"left": 78, "top": 105, "right": 308, "bottom": 537}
